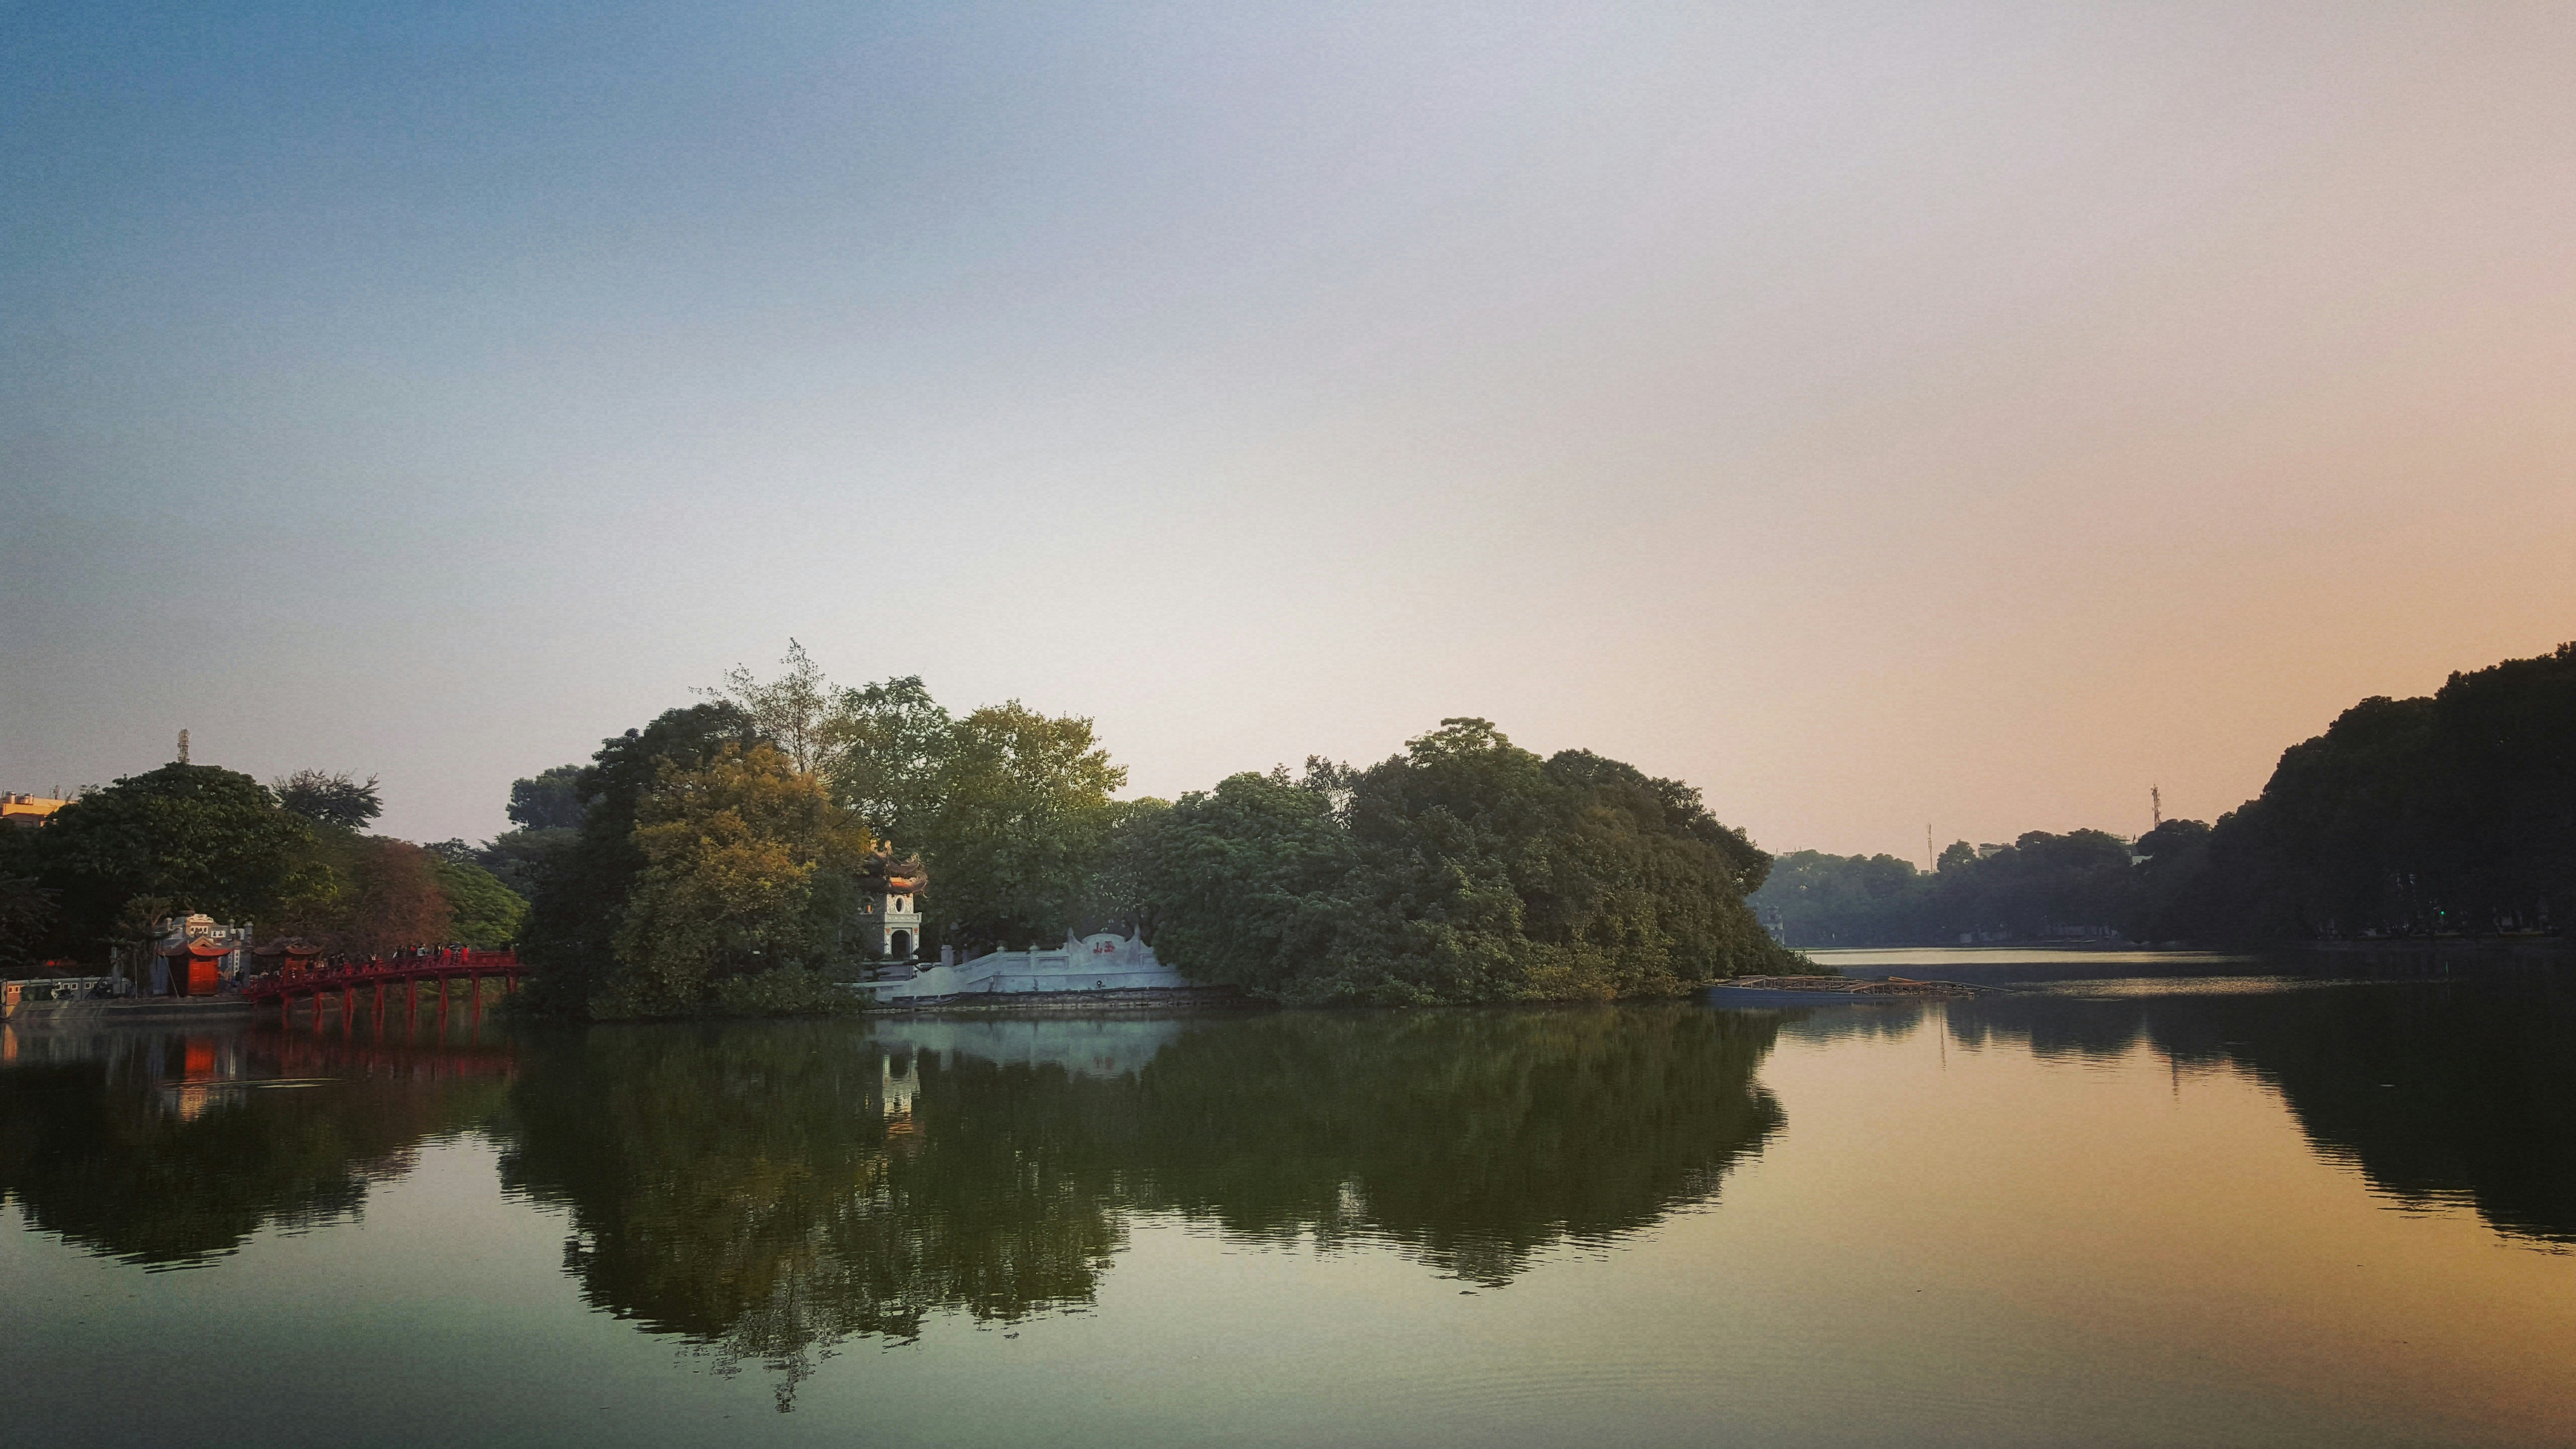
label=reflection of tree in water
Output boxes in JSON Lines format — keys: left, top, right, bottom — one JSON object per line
{"left": 496, "top": 1006, "right": 1786, "bottom": 1406}
{"left": 1770, "top": 1006, "right": 1933, "bottom": 1048}
{"left": 1932, "top": 978, "right": 2576, "bottom": 1245}
{"left": 497, "top": 1023, "right": 1127, "bottom": 1409}
{"left": 2153, "top": 978, "right": 2576, "bottom": 1245}
{"left": 1125, "top": 1006, "right": 1785, "bottom": 1286}
{"left": 0, "top": 1030, "right": 510, "bottom": 1268}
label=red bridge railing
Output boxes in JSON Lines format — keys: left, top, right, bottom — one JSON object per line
{"left": 241, "top": 948, "right": 525, "bottom": 1029}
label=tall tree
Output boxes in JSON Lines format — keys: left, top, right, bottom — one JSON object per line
{"left": 0, "top": 874, "right": 60, "bottom": 971}
{"left": 506, "top": 766, "right": 588, "bottom": 832}
{"left": 518, "top": 702, "right": 754, "bottom": 1013}
{"left": 1081, "top": 797, "right": 1175, "bottom": 941}
{"left": 37, "top": 764, "right": 310, "bottom": 955}
{"left": 1135, "top": 769, "right": 1351, "bottom": 988}
{"left": 273, "top": 771, "right": 384, "bottom": 831}
{"left": 267, "top": 834, "right": 457, "bottom": 956}
{"left": 711, "top": 639, "right": 837, "bottom": 775}
{"left": 824, "top": 675, "right": 954, "bottom": 847}
{"left": 427, "top": 854, "right": 529, "bottom": 947}
{"left": 918, "top": 702, "right": 1127, "bottom": 951}
{"left": 602, "top": 743, "right": 873, "bottom": 1015}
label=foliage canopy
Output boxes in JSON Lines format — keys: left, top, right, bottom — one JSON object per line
{"left": 1755, "top": 642, "right": 2576, "bottom": 946}
{"left": 36, "top": 764, "right": 310, "bottom": 949}
{"left": 598, "top": 743, "right": 874, "bottom": 1016}
{"left": 1136, "top": 720, "right": 1797, "bottom": 1003}
{"left": 273, "top": 770, "right": 384, "bottom": 831}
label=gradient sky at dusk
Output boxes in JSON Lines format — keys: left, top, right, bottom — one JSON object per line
{"left": 7, "top": 2, "right": 2572, "bottom": 857}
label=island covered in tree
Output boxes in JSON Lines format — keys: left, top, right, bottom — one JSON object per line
{"left": 500, "top": 645, "right": 1798, "bottom": 1014}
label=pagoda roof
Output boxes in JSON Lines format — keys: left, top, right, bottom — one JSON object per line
{"left": 156, "top": 939, "right": 232, "bottom": 959}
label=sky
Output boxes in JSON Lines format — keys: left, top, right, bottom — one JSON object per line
{"left": 5, "top": 1, "right": 2572, "bottom": 860}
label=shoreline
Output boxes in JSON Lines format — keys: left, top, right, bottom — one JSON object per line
{"left": 2291, "top": 936, "right": 2569, "bottom": 956}
{"left": 2, "top": 995, "right": 259, "bottom": 1026}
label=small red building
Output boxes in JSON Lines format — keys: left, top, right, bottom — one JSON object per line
{"left": 252, "top": 939, "right": 324, "bottom": 979}
{"left": 155, "top": 938, "right": 230, "bottom": 997}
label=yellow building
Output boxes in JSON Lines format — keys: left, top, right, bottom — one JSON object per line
{"left": 1, "top": 793, "right": 67, "bottom": 828}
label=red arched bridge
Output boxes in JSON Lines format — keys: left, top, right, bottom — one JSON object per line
{"left": 242, "top": 949, "right": 523, "bottom": 1030}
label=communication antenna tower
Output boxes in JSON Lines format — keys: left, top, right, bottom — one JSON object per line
{"left": 177, "top": 729, "right": 190, "bottom": 766}
{"left": 2151, "top": 785, "right": 2161, "bottom": 830}
{"left": 1926, "top": 823, "right": 1936, "bottom": 871}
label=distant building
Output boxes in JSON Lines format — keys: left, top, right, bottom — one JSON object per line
{"left": 1, "top": 793, "right": 66, "bottom": 828}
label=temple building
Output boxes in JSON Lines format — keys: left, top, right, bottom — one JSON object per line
{"left": 151, "top": 915, "right": 251, "bottom": 996}
{"left": 852, "top": 847, "right": 927, "bottom": 961}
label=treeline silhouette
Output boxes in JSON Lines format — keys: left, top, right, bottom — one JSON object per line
{"left": 1756, "top": 643, "right": 2576, "bottom": 945}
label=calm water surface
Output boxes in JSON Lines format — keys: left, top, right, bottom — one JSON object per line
{"left": 4, "top": 951, "right": 2573, "bottom": 1447}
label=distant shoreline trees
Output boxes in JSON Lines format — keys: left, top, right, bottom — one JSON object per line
{"left": 1755, "top": 642, "right": 2576, "bottom": 948}
{"left": 1755, "top": 831, "right": 2139, "bottom": 948}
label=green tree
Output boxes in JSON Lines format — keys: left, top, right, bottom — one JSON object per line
{"left": 268, "top": 833, "right": 455, "bottom": 956}
{"left": 713, "top": 665, "right": 1143, "bottom": 955}
{"left": 1752, "top": 851, "right": 1929, "bottom": 947}
{"left": 598, "top": 743, "right": 873, "bottom": 1016}
{"left": 0, "top": 873, "right": 61, "bottom": 971}
{"left": 506, "top": 765, "right": 588, "bottom": 832}
{"left": 37, "top": 764, "right": 310, "bottom": 954}
{"left": 2125, "top": 819, "right": 2213, "bottom": 942}
{"left": 273, "top": 770, "right": 384, "bottom": 830}
{"left": 917, "top": 702, "right": 1127, "bottom": 951}
{"left": 2176, "top": 643, "right": 2576, "bottom": 940}
{"left": 469, "top": 826, "right": 578, "bottom": 899}
{"left": 711, "top": 639, "right": 838, "bottom": 774}
{"left": 824, "top": 675, "right": 954, "bottom": 846}
{"left": 1137, "top": 769, "right": 1352, "bottom": 989}
{"left": 1140, "top": 721, "right": 1797, "bottom": 1003}
{"left": 1081, "top": 797, "right": 1175, "bottom": 939}
{"left": 1753, "top": 828, "right": 2153, "bottom": 947}
{"left": 517, "top": 702, "right": 754, "bottom": 1013}
{"left": 427, "top": 853, "right": 529, "bottom": 946}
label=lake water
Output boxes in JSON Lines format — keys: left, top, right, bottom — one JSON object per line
{"left": 5, "top": 950, "right": 2573, "bottom": 1447}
